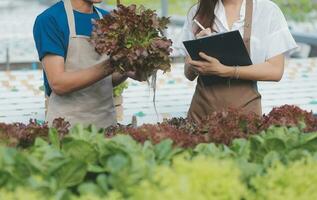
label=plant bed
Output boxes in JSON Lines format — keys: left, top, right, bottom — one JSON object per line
{"left": 106, "top": 105, "right": 317, "bottom": 147}
{"left": 0, "top": 105, "right": 317, "bottom": 200}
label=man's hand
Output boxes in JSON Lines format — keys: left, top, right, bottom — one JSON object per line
{"left": 112, "top": 70, "right": 148, "bottom": 86}
{"left": 112, "top": 72, "right": 128, "bottom": 87}
{"left": 126, "top": 71, "right": 148, "bottom": 82}
{"left": 103, "top": 59, "right": 115, "bottom": 76}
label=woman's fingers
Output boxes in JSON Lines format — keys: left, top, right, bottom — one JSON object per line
{"left": 188, "top": 60, "right": 207, "bottom": 68}
{"left": 190, "top": 62, "right": 208, "bottom": 75}
{"left": 199, "top": 52, "right": 216, "bottom": 62}
{"left": 196, "top": 28, "right": 212, "bottom": 38}
{"left": 190, "top": 64, "right": 202, "bottom": 72}
{"left": 185, "top": 56, "right": 192, "bottom": 64}
{"left": 189, "top": 53, "right": 217, "bottom": 65}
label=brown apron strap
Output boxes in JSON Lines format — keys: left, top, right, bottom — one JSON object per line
{"left": 243, "top": 0, "right": 253, "bottom": 55}
{"left": 117, "top": 0, "right": 121, "bottom": 6}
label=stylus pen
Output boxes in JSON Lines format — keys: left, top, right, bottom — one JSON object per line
{"left": 194, "top": 19, "right": 206, "bottom": 30}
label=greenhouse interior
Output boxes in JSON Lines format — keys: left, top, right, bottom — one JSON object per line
{"left": 1, "top": 0, "right": 317, "bottom": 199}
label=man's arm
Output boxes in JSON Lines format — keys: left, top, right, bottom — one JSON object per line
{"left": 42, "top": 54, "right": 114, "bottom": 95}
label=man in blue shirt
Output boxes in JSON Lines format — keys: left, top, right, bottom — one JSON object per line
{"left": 33, "top": 0, "right": 138, "bottom": 128}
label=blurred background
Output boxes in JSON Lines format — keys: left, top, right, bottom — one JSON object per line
{"left": 0, "top": 0, "right": 317, "bottom": 125}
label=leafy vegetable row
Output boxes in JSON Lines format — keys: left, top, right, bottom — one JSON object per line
{"left": 106, "top": 105, "right": 317, "bottom": 147}
{"left": 1, "top": 105, "right": 316, "bottom": 148}
{"left": 1, "top": 123, "right": 317, "bottom": 199}
{"left": 0, "top": 105, "right": 316, "bottom": 199}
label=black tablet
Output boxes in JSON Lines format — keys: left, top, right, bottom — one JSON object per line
{"left": 183, "top": 30, "right": 252, "bottom": 66}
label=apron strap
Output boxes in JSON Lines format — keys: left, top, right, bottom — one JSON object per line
{"left": 64, "top": 0, "right": 77, "bottom": 37}
{"left": 243, "top": 0, "right": 253, "bottom": 55}
{"left": 95, "top": 7, "right": 103, "bottom": 19}
{"left": 64, "top": 0, "right": 104, "bottom": 38}
{"left": 243, "top": 0, "right": 257, "bottom": 88}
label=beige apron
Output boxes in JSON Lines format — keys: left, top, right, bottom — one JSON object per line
{"left": 188, "top": 0, "right": 262, "bottom": 123}
{"left": 46, "top": 0, "right": 116, "bottom": 129}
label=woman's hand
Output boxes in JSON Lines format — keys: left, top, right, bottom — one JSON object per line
{"left": 189, "top": 52, "right": 233, "bottom": 77}
{"left": 196, "top": 28, "right": 212, "bottom": 38}
{"left": 184, "top": 56, "right": 198, "bottom": 81}
{"left": 185, "top": 56, "right": 198, "bottom": 74}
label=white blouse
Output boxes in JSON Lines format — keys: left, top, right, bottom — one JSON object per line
{"left": 174, "top": 0, "right": 298, "bottom": 64}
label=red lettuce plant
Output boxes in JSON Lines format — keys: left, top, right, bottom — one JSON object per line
{"left": 261, "top": 105, "right": 317, "bottom": 132}
{"left": 91, "top": 4, "right": 173, "bottom": 80}
{"left": 105, "top": 123, "right": 208, "bottom": 148}
{"left": 105, "top": 105, "right": 317, "bottom": 147}
{"left": 196, "top": 109, "right": 262, "bottom": 145}
{"left": 163, "top": 117, "right": 199, "bottom": 135}
{"left": 0, "top": 118, "right": 70, "bottom": 147}
{"left": 105, "top": 110, "right": 262, "bottom": 147}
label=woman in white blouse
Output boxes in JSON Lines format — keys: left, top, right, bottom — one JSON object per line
{"left": 177, "top": 0, "right": 297, "bottom": 123}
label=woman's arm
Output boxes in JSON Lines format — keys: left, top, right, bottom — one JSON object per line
{"left": 42, "top": 54, "right": 114, "bottom": 95}
{"left": 188, "top": 52, "right": 285, "bottom": 82}
{"left": 234, "top": 54, "right": 284, "bottom": 81}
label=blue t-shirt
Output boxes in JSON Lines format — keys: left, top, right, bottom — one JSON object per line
{"left": 33, "top": 1, "right": 108, "bottom": 96}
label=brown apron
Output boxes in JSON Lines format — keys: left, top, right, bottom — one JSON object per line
{"left": 188, "top": 0, "right": 262, "bottom": 123}
{"left": 46, "top": 0, "right": 117, "bottom": 129}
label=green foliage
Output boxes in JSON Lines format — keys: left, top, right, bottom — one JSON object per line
{"left": 273, "top": 0, "right": 317, "bottom": 21}
{"left": 0, "top": 188, "right": 49, "bottom": 200}
{"left": 0, "top": 187, "right": 123, "bottom": 200}
{"left": 113, "top": 81, "right": 128, "bottom": 97}
{"left": 105, "top": 0, "right": 196, "bottom": 16}
{"left": 130, "top": 156, "right": 247, "bottom": 200}
{"left": 248, "top": 126, "right": 317, "bottom": 166}
{"left": 1, "top": 105, "right": 317, "bottom": 199}
{"left": 106, "top": 0, "right": 317, "bottom": 20}
{"left": 0, "top": 124, "right": 187, "bottom": 199}
{"left": 250, "top": 158, "right": 317, "bottom": 200}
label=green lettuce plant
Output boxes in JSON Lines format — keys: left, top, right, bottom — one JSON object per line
{"left": 250, "top": 158, "right": 317, "bottom": 200}
{"left": 1, "top": 105, "right": 317, "bottom": 199}
{"left": 130, "top": 156, "right": 247, "bottom": 200}
{"left": 0, "top": 188, "right": 50, "bottom": 200}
